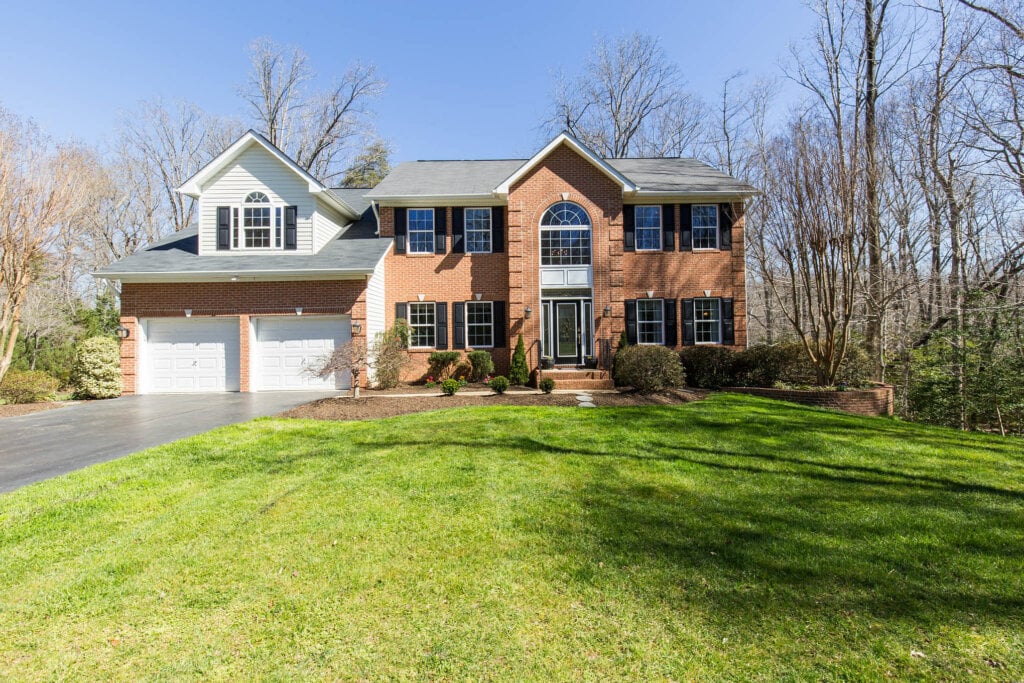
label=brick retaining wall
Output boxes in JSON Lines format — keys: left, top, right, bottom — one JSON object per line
{"left": 723, "top": 386, "right": 894, "bottom": 417}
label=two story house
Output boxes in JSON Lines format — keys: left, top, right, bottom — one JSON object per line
{"left": 95, "top": 130, "right": 757, "bottom": 394}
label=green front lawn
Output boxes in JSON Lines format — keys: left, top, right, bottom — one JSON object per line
{"left": 1, "top": 394, "right": 1022, "bottom": 680}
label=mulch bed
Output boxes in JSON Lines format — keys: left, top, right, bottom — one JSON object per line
{"left": 280, "top": 388, "right": 705, "bottom": 421}
{"left": 0, "top": 402, "right": 72, "bottom": 419}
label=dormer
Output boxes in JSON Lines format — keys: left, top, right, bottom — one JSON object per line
{"left": 178, "top": 130, "right": 362, "bottom": 255}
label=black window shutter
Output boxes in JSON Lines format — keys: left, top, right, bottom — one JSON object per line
{"left": 492, "top": 301, "right": 506, "bottom": 348}
{"left": 284, "top": 205, "right": 298, "bottom": 250}
{"left": 662, "top": 204, "right": 675, "bottom": 251}
{"left": 435, "top": 302, "right": 448, "bottom": 349}
{"left": 452, "top": 302, "right": 466, "bottom": 349}
{"left": 395, "top": 302, "right": 408, "bottom": 322}
{"left": 394, "top": 208, "right": 407, "bottom": 254}
{"left": 217, "top": 206, "right": 231, "bottom": 250}
{"left": 623, "top": 205, "right": 635, "bottom": 251}
{"left": 434, "top": 208, "right": 447, "bottom": 254}
{"left": 679, "top": 204, "right": 693, "bottom": 251}
{"left": 451, "top": 207, "right": 464, "bottom": 253}
{"left": 663, "top": 299, "right": 677, "bottom": 347}
{"left": 625, "top": 300, "right": 637, "bottom": 344}
{"left": 721, "top": 298, "right": 735, "bottom": 345}
{"left": 492, "top": 206, "right": 504, "bottom": 253}
{"left": 682, "top": 298, "right": 695, "bottom": 345}
{"left": 719, "top": 203, "right": 733, "bottom": 250}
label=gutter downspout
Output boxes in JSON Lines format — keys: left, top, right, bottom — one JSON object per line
{"left": 371, "top": 200, "right": 380, "bottom": 236}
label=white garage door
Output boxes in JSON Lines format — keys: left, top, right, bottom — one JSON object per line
{"left": 142, "top": 318, "right": 240, "bottom": 393}
{"left": 254, "top": 316, "right": 351, "bottom": 391}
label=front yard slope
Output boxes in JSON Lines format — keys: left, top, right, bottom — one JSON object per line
{"left": 1, "top": 394, "right": 1021, "bottom": 680}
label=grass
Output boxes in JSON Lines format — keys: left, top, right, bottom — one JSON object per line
{"left": 1, "top": 394, "right": 1022, "bottom": 680}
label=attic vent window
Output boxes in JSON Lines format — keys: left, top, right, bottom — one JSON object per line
{"left": 243, "top": 191, "right": 273, "bottom": 249}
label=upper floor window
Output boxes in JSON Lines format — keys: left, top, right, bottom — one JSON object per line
{"left": 695, "top": 298, "right": 721, "bottom": 343}
{"left": 243, "top": 192, "right": 272, "bottom": 249}
{"left": 465, "top": 208, "right": 492, "bottom": 253}
{"left": 635, "top": 206, "right": 662, "bottom": 251}
{"left": 540, "top": 201, "right": 591, "bottom": 266}
{"left": 408, "top": 209, "right": 434, "bottom": 254}
{"left": 692, "top": 205, "right": 719, "bottom": 250}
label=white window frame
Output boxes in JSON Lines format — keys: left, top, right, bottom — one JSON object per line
{"left": 694, "top": 298, "right": 722, "bottom": 344}
{"left": 408, "top": 208, "right": 435, "bottom": 254}
{"left": 408, "top": 302, "right": 436, "bottom": 349}
{"left": 241, "top": 191, "right": 275, "bottom": 250}
{"left": 692, "top": 204, "right": 719, "bottom": 250}
{"left": 464, "top": 207, "right": 492, "bottom": 254}
{"left": 635, "top": 206, "right": 662, "bottom": 251}
{"left": 636, "top": 299, "right": 664, "bottom": 345}
{"left": 465, "top": 301, "right": 494, "bottom": 348}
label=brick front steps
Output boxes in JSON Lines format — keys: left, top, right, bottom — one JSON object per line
{"left": 537, "top": 368, "right": 615, "bottom": 391}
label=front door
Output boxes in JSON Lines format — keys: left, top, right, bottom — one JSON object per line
{"left": 554, "top": 301, "right": 581, "bottom": 365}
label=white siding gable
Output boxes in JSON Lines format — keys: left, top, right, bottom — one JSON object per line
{"left": 197, "top": 145, "right": 316, "bottom": 255}
{"left": 313, "top": 198, "right": 348, "bottom": 252}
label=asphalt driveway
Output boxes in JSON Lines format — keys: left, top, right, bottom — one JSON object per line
{"left": 0, "top": 392, "right": 333, "bottom": 494}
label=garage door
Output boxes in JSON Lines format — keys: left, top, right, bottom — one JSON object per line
{"left": 254, "top": 316, "right": 351, "bottom": 391}
{"left": 142, "top": 318, "right": 240, "bottom": 393}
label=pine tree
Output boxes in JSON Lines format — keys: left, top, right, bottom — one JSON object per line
{"left": 509, "top": 334, "right": 529, "bottom": 385}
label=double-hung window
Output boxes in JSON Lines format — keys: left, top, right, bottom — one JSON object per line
{"left": 466, "top": 301, "right": 494, "bottom": 347}
{"left": 636, "top": 299, "right": 664, "bottom": 345}
{"left": 243, "top": 192, "right": 272, "bottom": 248}
{"left": 695, "top": 298, "right": 721, "bottom": 343}
{"left": 408, "top": 209, "right": 434, "bottom": 254}
{"left": 692, "top": 205, "right": 719, "bottom": 250}
{"left": 465, "top": 208, "right": 492, "bottom": 253}
{"left": 408, "top": 302, "right": 436, "bottom": 348}
{"left": 635, "top": 206, "right": 662, "bottom": 251}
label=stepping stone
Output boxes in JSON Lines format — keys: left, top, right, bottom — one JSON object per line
{"left": 578, "top": 401, "right": 596, "bottom": 408}
{"left": 575, "top": 394, "right": 593, "bottom": 402}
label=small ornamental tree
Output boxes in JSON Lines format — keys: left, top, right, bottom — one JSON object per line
{"left": 370, "top": 320, "right": 411, "bottom": 389}
{"left": 310, "top": 339, "right": 367, "bottom": 397}
{"left": 509, "top": 334, "right": 529, "bottom": 385}
{"left": 71, "top": 336, "right": 121, "bottom": 399}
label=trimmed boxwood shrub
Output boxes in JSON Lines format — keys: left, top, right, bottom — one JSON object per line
{"left": 71, "top": 336, "right": 122, "bottom": 399}
{"left": 539, "top": 377, "right": 555, "bottom": 394}
{"left": 428, "top": 351, "right": 462, "bottom": 380}
{"left": 467, "top": 350, "right": 494, "bottom": 382}
{"left": 679, "top": 346, "right": 736, "bottom": 389}
{"left": 0, "top": 370, "right": 59, "bottom": 404}
{"left": 488, "top": 375, "right": 510, "bottom": 394}
{"left": 613, "top": 345, "right": 685, "bottom": 394}
{"left": 440, "top": 378, "right": 461, "bottom": 396}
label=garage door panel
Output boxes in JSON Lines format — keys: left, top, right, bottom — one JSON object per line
{"left": 255, "top": 317, "right": 350, "bottom": 391}
{"left": 143, "top": 318, "right": 240, "bottom": 394}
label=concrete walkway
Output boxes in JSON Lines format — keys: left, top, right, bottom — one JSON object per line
{"left": 0, "top": 392, "right": 334, "bottom": 494}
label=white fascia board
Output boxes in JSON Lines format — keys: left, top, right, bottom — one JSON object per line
{"left": 374, "top": 194, "right": 506, "bottom": 206}
{"left": 494, "top": 133, "right": 638, "bottom": 195}
{"left": 93, "top": 269, "right": 373, "bottom": 283}
{"left": 177, "top": 130, "right": 360, "bottom": 220}
{"left": 628, "top": 190, "right": 761, "bottom": 201}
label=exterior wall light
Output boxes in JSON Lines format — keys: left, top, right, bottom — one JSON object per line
{"left": 295, "top": 307, "right": 303, "bottom": 316}
{"left": 603, "top": 305, "right": 612, "bottom": 318}
{"left": 352, "top": 321, "right": 363, "bottom": 335}
{"left": 184, "top": 309, "right": 192, "bottom": 318}
{"left": 524, "top": 306, "right": 533, "bottom": 319}
{"left": 115, "top": 325, "right": 130, "bottom": 339}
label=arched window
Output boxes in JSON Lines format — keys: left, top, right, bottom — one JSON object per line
{"left": 243, "top": 191, "right": 272, "bottom": 248}
{"left": 540, "top": 201, "right": 591, "bottom": 265}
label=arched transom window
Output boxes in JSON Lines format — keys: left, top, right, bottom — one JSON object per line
{"left": 243, "top": 191, "right": 272, "bottom": 248}
{"left": 540, "top": 201, "right": 591, "bottom": 265}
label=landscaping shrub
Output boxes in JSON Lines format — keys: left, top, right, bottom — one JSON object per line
{"left": 0, "top": 370, "right": 59, "bottom": 404}
{"left": 428, "top": 351, "right": 462, "bottom": 381}
{"left": 440, "top": 378, "right": 461, "bottom": 396}
{"left": 466, "top": 350, "right": 494, "bottom": 382}
{"left": 835, "top": 343, "right": 873, "bottom": 388}
{"left": 612, "top": 345, "right": 685, "bottom": 394}
{"left": 488, "top": 375, "right": 510, "bottom": 394}
{"left": 509, "top": 334, "right": 529, "bottom": 385}
{"left": 539, "top": 377, "right": 555, "bottom": 394}
{"left": 71, "top": 336, "right": 121, "bottom": 399}
{"left": 679, "top": 346, "right": 736, "bottom": 389}
{"left": 371, "top": 320, "right": 410, "bottom": 389}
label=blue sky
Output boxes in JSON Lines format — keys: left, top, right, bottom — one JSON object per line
{"left": 1, "top": 0, "right": 817, "bottom": 162}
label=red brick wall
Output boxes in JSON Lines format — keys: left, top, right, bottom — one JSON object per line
{"left": 119, "top": 280, "right": 366, "bottom": 394}
{"left": 724, "top": 386, "right": 895, "bottom": 417}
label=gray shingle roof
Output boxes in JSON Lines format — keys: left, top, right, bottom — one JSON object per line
{"left": 365, "top": 157, "right": 757, "bottom": 199}
{"left": 94, "top": 202, "right": 389, "bottom": 279}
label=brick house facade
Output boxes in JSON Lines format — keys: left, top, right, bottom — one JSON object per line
{"left": 96, "top": 130, "right": 756, "bottom": 394}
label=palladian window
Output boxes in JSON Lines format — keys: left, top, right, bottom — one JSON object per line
{"left": 540, "top": 201, "right": 591, "bottom": 266}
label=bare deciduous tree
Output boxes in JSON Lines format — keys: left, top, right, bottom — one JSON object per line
{"left": 242, "top": 38, "right": 385, "bottom": 183}
{"left": 310, "top": 339, "right": 367, "bottom": 397}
